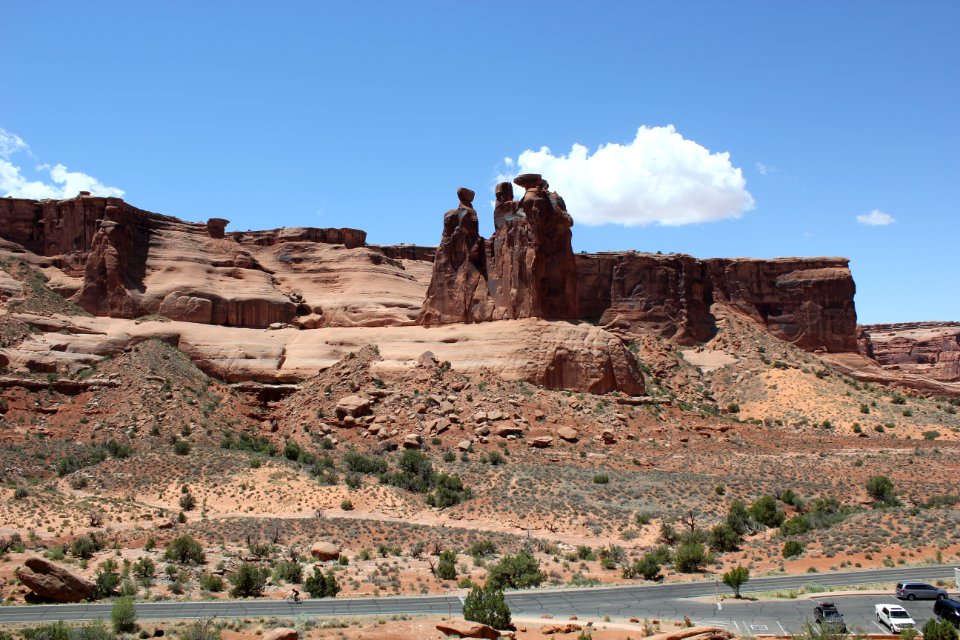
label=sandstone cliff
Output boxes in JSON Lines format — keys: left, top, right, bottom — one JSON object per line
{"left": 577, "top": 252, "right": 858, "bottom": 352}
{"left": 0, "top": 195, "right": 429, "bottom": 329}
{"left": 858, "top": 322, "right": 960, "bottom": 382}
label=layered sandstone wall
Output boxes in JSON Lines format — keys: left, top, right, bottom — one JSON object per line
{"left": 577, "top": 252, "right": 857, "bottom": 352}
{"left": 0, "top": 195, "right": 425, "bottom": 329}
{"left": 858, "top": 322, "right": 960, "bottom": 382}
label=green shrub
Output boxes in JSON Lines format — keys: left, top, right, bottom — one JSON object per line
{"left": 467, "top": 539, "right": 497, "bottom": 558}
{"left": 344, "top": 450, "right": 388, "bottom": 474}
{"left": 709, "top": 523, "right": 741, "bottom": 552}
{"left": 783, "top": 540, "right": 805, "bottom": 558}
{"left": 229, "top": 562, "right": 267, "bottom": 597}
{"left": 487, "top": 550, "right": 544, "bottom": 590}
{"left": 592, "top": 473, "right": 610, "bottom": 485}
{"left": 463, "top": 583, "right": 511, "bottom": 629}
{"left": 674, "top": 542, "right": 710, "bottom": 573}
{"left": 111, "top": 596, "right": 137, "bottom": 632}
{"left": 437, "top": 550, "right": 457, "bottom": 580}
{"left": 173, "top": 440, "right": 191, "bottom": 456}
{"left": 272, "top": 560, "right": 303, "bottom": 584}
{"left": 921, "top": 618, "right": 958, "bottom": 640}
{"left": 93, "top": 559, "right": 120, "bottom": 599}
{"left": 164, "top": 535, "right": 205, "bottom": 565}
{"left": 722, "top": 565, "right": 749, "bottom": 598}
{"left": 71, "top": 533, "right": 103, "bottom": 559}
{"left": 866, "top": 475, "right": 896, "bottom": 504}
{"left": 749, "top": 495, "right": 786, "bottom": 527}
{"left": 304, "top": 566, "right": 340, "bottom": 598}
{"left": 622, "top": 554, "right": 661, "bottom": 580}
{"left": 199, "top": 573, "right": 224, "bottom": 592}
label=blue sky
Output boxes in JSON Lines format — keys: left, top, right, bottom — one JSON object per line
{"left": 1, "top": 0, "right": 957, "bottom": 324}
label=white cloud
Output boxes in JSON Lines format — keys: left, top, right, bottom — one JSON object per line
{"left": 856, "top": 209, "right": 896, "bottom": 226}
{"left": 756, "top": 162, "right": 775, "bottom": 175}
{"left": 0, "top": 127, "right": 124, "bottom": 200}
{"left": 497, "top": 125, "right": 754, "bottom": 227}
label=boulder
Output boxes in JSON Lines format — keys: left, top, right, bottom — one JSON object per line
{"left": 495, "top": 425, "right": 523, "bottom": 437}
{"left": 601, "top": 429, "right": 617, "bottom": 444}
{"left": 457, "top": 439, "right": 472, "bottom": 452}
{"left": 403, "top": 433, "right": 423, "bottom": 449}
{"left": 543, "top": 624, "right": 582, "bottom": 634}
{"left": 262, "top": 629, "right": 298, "bottom": 640}
{"left": 436, "top": 620, "right": 501, "bottom": 640}
{"left": 16, "top": 557, "right": 95, "bottom": 603}
{"left": 310, "top": 541, "right": 340, "bottom": 561}
{"left": 528, "top": 436, "right": 553, "bottom": 448}
{"left": 556, "top": 427, "right": 579, "bottom": 442}
{"left": 335, "top": 395, "right": 371, "bottom": 419}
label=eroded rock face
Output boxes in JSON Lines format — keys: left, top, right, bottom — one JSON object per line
{"left": 16, "top": 557, "right": 95, "bottom": 603}
{"left": 0, "top": 195, "right": 427, "bottom": 329}
{"left": 577, "top": 252, "right": 857, "bottom": 352}
{"left": 419, "top": 175, "right": 578, "bottom": 325}
{"left": 859, "top": 322, "right": 960, "bottom": 382}
{"left": 416, "top": 188, "right": 494, "bottom": 325}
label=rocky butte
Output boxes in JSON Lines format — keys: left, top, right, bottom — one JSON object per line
{"left": 0, "top": 178, "right": 953, "bottom": 396}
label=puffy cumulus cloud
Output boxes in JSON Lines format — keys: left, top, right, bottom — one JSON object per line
{"left": 856, "top": 209, "right": 896, "bottom": 226}
{"left": 0, "top": 127, "right": 124, "bottom": 200}
{"left": 498, "top": 125, "right": 754, "bottom": 227}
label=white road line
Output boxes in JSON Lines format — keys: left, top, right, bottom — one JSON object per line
{"left": 874, "top": 622, "right": 889, "bottom": 633}
{"left": 733, "top": 620, "right": 740, "bottom": 632}
{"left": 458, "top": 596, "right": 465, "bottom": 605}
{"left": 777, "top": 621, "right": 788, "bottom": 636}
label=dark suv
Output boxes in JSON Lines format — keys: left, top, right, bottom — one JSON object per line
{"left": 896, "top": 581, "right": 949, "bottom": 601}
{"left": 814, "top": 602, "right": 847, "bottom": 633}
{"left": 934, "top": 598, "right": 960, "bottom": 628}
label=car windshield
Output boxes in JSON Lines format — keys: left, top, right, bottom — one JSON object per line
{"left": 823, "top": 611, "right": 841, "bottom": 619}
{"left": 891, "top": 611, "right": 910, "bottom": 618}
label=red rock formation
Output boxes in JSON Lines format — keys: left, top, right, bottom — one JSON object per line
{"left": 416, "top": 188, "right": 495, "bottom": 325}
{"left": 707, "top": 257, "right": 857, "bottom": 352}
{"left": 576, "top": 252, "right": 857, "bottom": 352}
{"left": 858, "top": 322, "right": 960, "bottom": 382}
{"left": 16, "top": 557, "right": 95, "bottom": 603}
{"left": 419, "top": 175, "right": 578, "bottom": 325}
{"left": 0, "top": 195, "right": 424, "bottom": 328}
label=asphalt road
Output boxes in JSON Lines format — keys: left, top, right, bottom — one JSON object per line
{"left": 1, "top": 564, "right": 955, "bottom": 633}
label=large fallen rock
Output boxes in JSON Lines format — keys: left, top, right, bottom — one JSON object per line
{"left": 262, "top": 629, "right": 298, "bottom": 640}
{"left": 435, "top": 620, "right": 501, "bottom": 639}
{"left": 310, "top": 541, "right": 340, "bottom": 561}
{"left": 335, "top": 395, "right": 371, "bottom": 419}
{"left": 16, "top": 556, "right": 95, "bottom": 602}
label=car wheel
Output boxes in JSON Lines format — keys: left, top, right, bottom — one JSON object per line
{"left": 937, "top": 594, "right": 946, "bottom": 601}
{"left": 907, "top": 594, "right": 916, "bottom": 601}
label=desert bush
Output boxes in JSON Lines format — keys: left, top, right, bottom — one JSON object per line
{"left": 487, "top": 550, "right": 544, "bottom": 590}
{"left": 463, "top": 582, "right": 511, "bottom": 629}
{"left": 866, "top": 475, "right": 896, "bottom": 505}
{"left": 783, "top": 540, "right": 805, "bottom": 558}
{"left": 273, "top": 560, "right": 303, "bottom": 584}
{"left": 304, "top": 566, "right": 340, "bottom": 598}
{"left": 749, "top": 495, "right": 786, "bottom": 527}
{"left": 111, "top": 596, "right": 137, "bottom": 633}
{"left": 344, "top": 450, "right": 388, "bottom": 474}
{"left": 199, "top": 573, "right": 224, "bottom": 592}
{"left": 164, "top": 535, "right": 205, "bottom": 565}
{"left": 623, "top": 554, "right": 661, "bottom": 580}
{"left": 674, "top": 542, "right": 710, "bottom": 573}
{"left": 709, "top": 523, "right": 741, "bottom": 552}
{"left": 921, "top": 618, "right": 958, "bottom": 640}
{"left": 229, "top": 562, "right": 268, "bottom": 597}
{"left": 437, "top": 550, "right": 457, "bottom": 580}
{"left": 722, "top": 565, "right": 749, "bottom": 598}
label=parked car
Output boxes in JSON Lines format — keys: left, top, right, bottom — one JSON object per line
{"left": 814, "top": 602, "right": 847, "bottom": 633}
{"left": 876, "top": 604, "right": 916, "bottom": 633}
{"left": 896, "top": 581, "right": 949, "bottom": 601}
{"left": 934, "top": 598, "right": 960, "bottom": 628}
